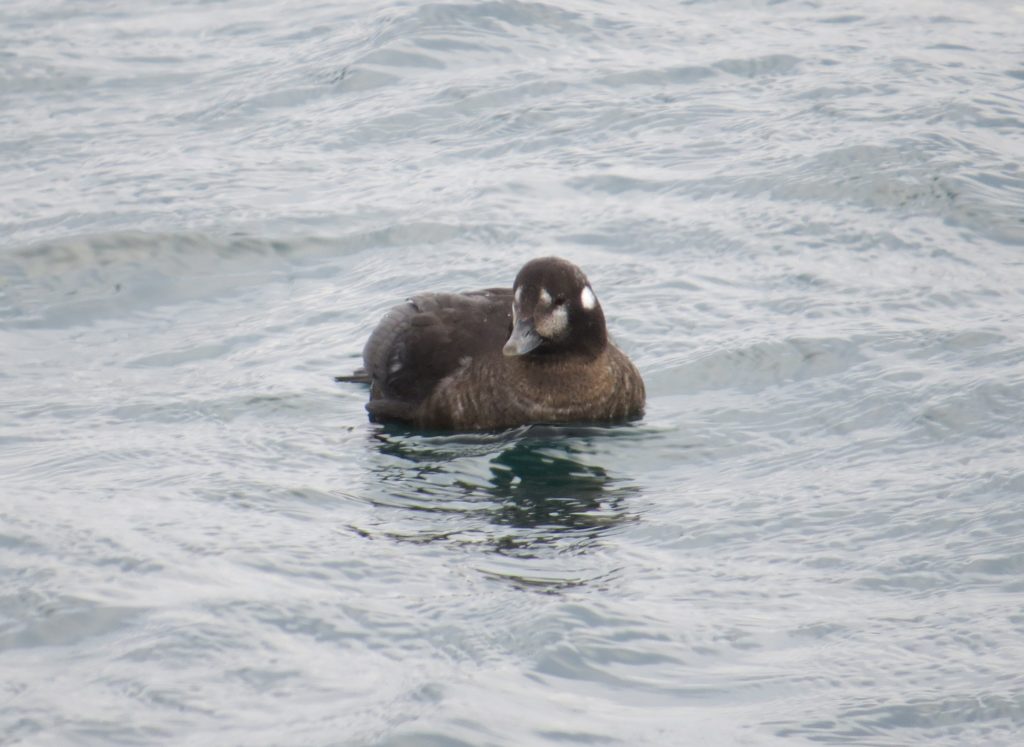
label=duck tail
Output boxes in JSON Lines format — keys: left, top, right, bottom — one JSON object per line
{"left": 334, "top": 368, "right": 371, "bottom": 384}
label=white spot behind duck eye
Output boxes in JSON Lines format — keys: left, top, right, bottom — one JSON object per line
{"left": 515, "top": 287, "right": 523, "bottom": 305}
{"left": 540, "top": 288, "right": 552, "bottom": 305}
{"left": 581, "top": 286, "right": 596, "bottom": 310}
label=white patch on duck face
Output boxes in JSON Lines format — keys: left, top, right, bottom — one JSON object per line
{"left": 552, "top": 305, "right": 568, "bottom": 334}
{"left": 512, "top": 287, "right": 523, "bottom": 323}
{"left": 539, "top": 288, "right": 552, "bottom": 306}
{"left": 580, "top": 285, "right": 596, "bottom": 310}
{"left": 536, "top": 304, "right": 569, "bottom": 339}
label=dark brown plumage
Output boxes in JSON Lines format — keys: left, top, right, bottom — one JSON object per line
{"left": 338, "top": 257, "right": 645, "bottom": 431}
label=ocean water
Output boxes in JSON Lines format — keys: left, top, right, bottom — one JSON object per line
{"left": 2, "top": 0, "right": 1024, "bottom": 744}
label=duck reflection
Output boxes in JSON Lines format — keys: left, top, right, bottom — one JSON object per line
{"left": 364, "top": 425, "right": 638, "bottom": 544}
{"left": 486, "top": 441, "right": 624, "bottom": 533}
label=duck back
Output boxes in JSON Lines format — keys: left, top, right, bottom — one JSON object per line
{"left": 362, "top": 289, "right": 512, "bottom": 423}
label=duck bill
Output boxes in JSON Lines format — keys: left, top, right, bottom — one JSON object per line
{"left": 503, "top": 319, "right": 542, "bottom": 356}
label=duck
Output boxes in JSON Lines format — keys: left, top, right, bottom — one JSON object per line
{"left": 336, "top": 256, "right": 645, "bottom": 431}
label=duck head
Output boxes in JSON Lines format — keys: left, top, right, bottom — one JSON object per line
{"left": 503, "top": 257, "right": 608, "bottom": 359}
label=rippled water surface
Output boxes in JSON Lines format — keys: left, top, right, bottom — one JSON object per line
{"left": 3, "top": 0, "right": 1024, "bottom": 744}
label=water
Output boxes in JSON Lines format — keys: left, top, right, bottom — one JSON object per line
{"left": 2, "top": 0, "right": 1024, "bottom": 744}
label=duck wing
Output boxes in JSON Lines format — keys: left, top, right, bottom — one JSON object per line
{"left": 361, "top": 288, "right": 513, "bottom": 420}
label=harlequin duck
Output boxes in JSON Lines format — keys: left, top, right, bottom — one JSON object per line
{"left": 337, "top": 257, "right": 645, "bottom": 431}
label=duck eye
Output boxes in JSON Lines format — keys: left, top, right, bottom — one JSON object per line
{"left": 553, "top": 296, "right": 566, "bottom": 307}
